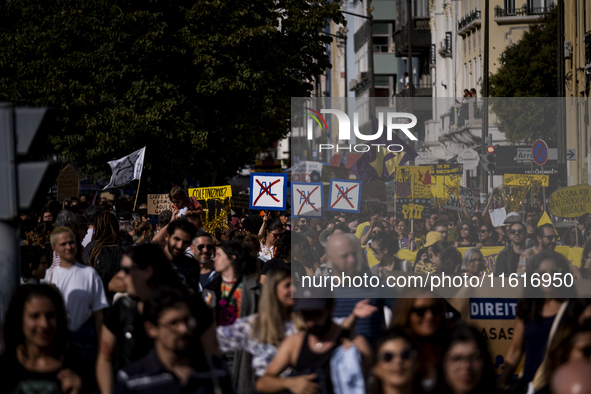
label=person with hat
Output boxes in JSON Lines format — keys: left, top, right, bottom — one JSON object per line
{"left": 256, "top": 292, "right": 372, "bottom": 394}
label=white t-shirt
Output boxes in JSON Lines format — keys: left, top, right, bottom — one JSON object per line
{"left": 82, "top": 228, "right": 94, "bottom": 247}
{"left": 43, "top": 263, "right": 108, "bottom": 331}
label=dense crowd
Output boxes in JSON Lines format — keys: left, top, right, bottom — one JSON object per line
{"left": 3, "top": 186, "right": 591, "bottom": 394}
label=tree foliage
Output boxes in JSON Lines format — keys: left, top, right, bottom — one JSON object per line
{"left": 489, "top": 8, "right": 557, "bottom": 145}
{"left": 0, "top": 0, "right": 344, "bottom": 190}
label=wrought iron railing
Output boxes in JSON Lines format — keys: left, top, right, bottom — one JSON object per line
{"left": 458, "top": 10, "right": 481, "bottom": 31}
{"left": 494, "top": 2, "right": 555, "bottom": 17}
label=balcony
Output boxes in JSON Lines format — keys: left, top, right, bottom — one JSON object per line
{"left": 393, "top": 17, "right": 431, "bottom": 57}
{"left": 494, "top": 3, "right": 555, "bottom": 24}
{"left": 458, "top": 10, "right": 481, "bottom": 35}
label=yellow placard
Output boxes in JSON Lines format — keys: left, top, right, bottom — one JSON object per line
{"left": 548, "top": 184, "right": 591, "bottom": 218}
{"left": 188, "top": 185, "right": 232, "bottom": 201}
{"left": 503, "top": 174, "right": 549, "bottom": 187}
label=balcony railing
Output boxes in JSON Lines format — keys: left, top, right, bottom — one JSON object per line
{"left": 458, "top": 10, "right": 481, "bottom": 31}
{"left": 585, "top": 30, "right": 591, "bottom": 65}
{"left": 494, "top": 2, "right": 555, "bottom": 17}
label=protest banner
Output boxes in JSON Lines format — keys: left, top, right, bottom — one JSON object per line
{"left": 188, "top": 185, "right": 232, "bottom": 201}
{"left": 503, "top": 173, "right": 549, "bottom": 187}
{"left": 292, "top": 182, "right": 324, "bottom": 218}
{"left": 250, "top": 173, "right": 287, "bottom": 211}
{"left": 548, "top": 184, "right": 591, "bottom": 218}
{"left": 56, "top": 164, "right": 80, "bottom": 199}
{"left": 147, "top": 194, "right": 174, "bottom": 215}
{"left": 445, "top": 187, "right": 480, "bottom": 212}
{"left": 397, "top": 245, "right": 584, "bottom": 274}
{"left": 428, "top": 163, "right": 464, "bottom": 175}
{"left": 328, "top": 179, "right": 362, "bottom": 213}
{"left": 232, "top": 194, "right": 250, "bottom": 209}
{"left": 395, "top": 166, "right": 432, "bottom": 219}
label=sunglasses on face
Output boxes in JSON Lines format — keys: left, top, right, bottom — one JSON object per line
{"left": 411, "top": 304, "right": 443, "bottom": 317}
{"left": 479, "top": 229, "right": 488, "bottom": 233}
{"left": 542, "top": 235, "right": 558, "bottom": 241}
{"left": 510, "top": 229, "right": 524, "bottom": 235}
{"left": 121, "top": 266, "right": 136, "bottom": 275}
{"left": 379, "top": 349, "right": 417, "bottom": 363}
{"left": 300, "top": 310, "right": 324, "bottom": 319}
{"left": 576, "top": 346, "right": 591, "bottom": 358}
{"left": 197, "top": 244, "right": 214, "bottom": 251}
{"left": 461, "top": 227, "right": 470, "bottom": 231}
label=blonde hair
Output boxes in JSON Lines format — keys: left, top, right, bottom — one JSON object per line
{"left": 252, "top": 269, "right": 305, "bottom": 347}
{"left": 50, "top": 227, "right": 75, "bottom": 248}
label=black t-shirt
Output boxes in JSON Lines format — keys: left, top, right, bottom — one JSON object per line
{"left": 105, "top": 296, "right": 152, "bottom": 371}
{"left": 172, "top": 255, "right": 201, "bottom": 293}
{"left": 0, "top": 350, "right": 93, "bottom": 394}
{"left": 510, "top": 250, "right": 521, "bottom": 273}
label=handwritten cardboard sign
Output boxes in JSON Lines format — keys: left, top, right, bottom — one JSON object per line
{"left": 56, "top": 164, "right": 81, "bottom": 199}
{"left": 147, "top": 194, "right": 174, "bottom": 215}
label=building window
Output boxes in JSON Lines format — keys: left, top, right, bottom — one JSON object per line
{"left": 373, "top": 23, "right": 392, "bottom": 53}
{"left": 414, "top": 0, "right": 429, "bottom": 18}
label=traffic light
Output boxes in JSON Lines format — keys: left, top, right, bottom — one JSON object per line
{"left": 0, "top": 104, "right": 53, "bottom": 219}
{"left": 481, "top": 145, "right": 496, "bottom": 173}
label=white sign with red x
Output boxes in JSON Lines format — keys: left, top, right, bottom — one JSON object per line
{"left": 249, "top": 173, "right": 287, "bottom": 211}
{"left": 328, "top": 179, "right": 362, "bottom": 213}
{"left": 291, "top": 182, "right": 324, "bottom": 218}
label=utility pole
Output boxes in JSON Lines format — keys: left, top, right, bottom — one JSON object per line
{"left": 481, "top": 0, "right": 490, "bottom": 196}
{"left": 557, "top": 0, "right": 567, "bottom": 188}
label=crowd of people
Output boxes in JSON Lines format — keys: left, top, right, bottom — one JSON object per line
{"left": 3, "top": 186, "right": 591, "bottom": 394}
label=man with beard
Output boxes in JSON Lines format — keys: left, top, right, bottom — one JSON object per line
{"left": 115, "top": 288, "right": 231, "bottom": 394}
{"left": 495, "top": 222, "right": 527, "bottom": 276}
{"left": 163, "top": 218, "right": 200, "bottom": 292}
{"left": 516, "top": 224, "right": 557, "bottom": 275}
{"left": 256, "top": 295, "right": 371, "bottom": 394}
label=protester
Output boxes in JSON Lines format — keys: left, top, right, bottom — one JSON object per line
{"left": 435, "top": 324, "right": 497, "bottom": 394}
{"left": 516, "top": 224, "right": 558, "bottom": 275}
{"left": 455, "top": 223, "right": 478, "bottom": 247}
{"left": 459, "top": 248, "right": 485, "bottom": 276}
{"left": 370, "top": 231, "right": 412, "bottom": 277}
{"left": 260, "top": 231, "right": 307, "bottom": 284}
{"left": 476, "top": 223, "right": 497, "bottom": 247}
{"left": 114, "top": 288, "right": 230, "bottom": 394}
{"left": 162, "top": 218, "right": 200, "bottom": 292}
{"left": 561, "top": 226, "right": 583, "bottom": 247}
{"left": 45, "top": 226, "right": 108, "bottom": 362}
{"left": 82, "top": 205, "right": 103, "bottom": 247}
{"left": 501, "top": 250, "right": 576, "bottom": 391}
{"left": 580, "top": 240, "right": 591, "bottom": 279}
{"left": 371, "top": 329, "right": 422, "bottom": 394}
{"left": 395, "top": 219, "right": 416, "bottom": 251}
{"left": 52, "top": 209, "right": 92, "bottom": 267}
{"left": 20, "top": 244, "right": 48, "bottom": 285}
{"left": 495, "top": 222, "right": 527, "bottom": 276}
{"left": 421, "top": 240, "right": 451, "bottom": 274}
{"left": 256, "top": 295, "right": 372, "bottom": 394}
{"left": 258, "top": 218, "right": 284, "bottom": 263}
{"left": 86, "top": 211, "right": 130, "bottom": 305}
{"left": 390, "top": 295, "right": 452, "bottom": 390}
{"left": 168, "top": 185, "right": 203, "bottom": 218}
{"left": 187, "top": 231, "right": 218, "bottom": 289}
{"left": 0, "top": 285, "right": 94, "bottom": 393}
{"left": 525, "top": 208, "right": 540, "bottom": 239}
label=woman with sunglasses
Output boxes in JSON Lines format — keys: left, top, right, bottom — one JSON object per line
{"left": 96, "top": 244, "right": 214, "bottom": 394}
{"left": 371, "top": 329, "right": 423, "bottom": 394}
{"left": 500, "top": 250, "right": 576, "bottom": 392}
{"left": 371, "top": 232, "right": 413, "bottom": 278}
{"left": 476, "top": 223, "right": 497, "bottom": 248}
{"left": 258, "top": 219, "right": 284, "bottom": 263}
{"left": 455, "top": 223, "right": 478, "bottom": 248}
{"left": 435, "top": 324, "right": 497, "bottom": 394}
{"left": 459, "top": 248, "right": 485, "bottom": 276}
{"left": 390, "top": 294, "right": 452, "bottom": 391}
{"left": 1, "top": 285, "right": 93, "bottom": 393}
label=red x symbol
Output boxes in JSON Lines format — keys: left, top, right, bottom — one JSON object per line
{"left": 253, "top": 179, "right": 281, "bottom": 206}
{"left": 296, "top": 186, "right": 320, "bottom": 216}
{"left": 331, "top": 183, "right": 357, "bottom": 209}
